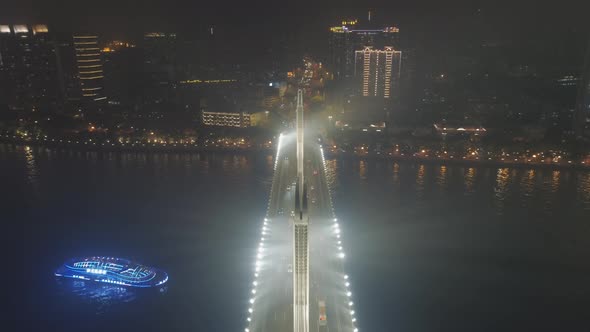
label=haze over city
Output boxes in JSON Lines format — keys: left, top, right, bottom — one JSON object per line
{"left": 4, "top": 1, "right": 590, "bottom": 332}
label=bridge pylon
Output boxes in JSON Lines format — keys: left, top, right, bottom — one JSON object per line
{"left": 293, "top": 88, "right": 309, "bottom": 332}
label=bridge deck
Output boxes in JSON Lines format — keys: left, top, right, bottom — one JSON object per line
{"left": 248, "top": 135, "right": 355, "bottom": 332}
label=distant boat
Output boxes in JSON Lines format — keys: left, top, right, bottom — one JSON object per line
{"left": 54, "top": 256, "right": 168, "bottom": 288}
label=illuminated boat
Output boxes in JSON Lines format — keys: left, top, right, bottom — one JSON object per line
{"left": 54, "top": 256, "right": 168, "bottom": 288}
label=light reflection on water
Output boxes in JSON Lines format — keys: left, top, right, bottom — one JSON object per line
{"left": 520, "top": 169, "right": 536, "bottom": 199}
{"left": 324, "top": 158, "right": 590, "bottom": 218}
{"left": 359, "top": 160, "right": 368, "bottom": 181}
{"left": 464, "top": 167, "right": 476, "bottom": 194}
{"left": 551, "top": 170, "right": 561, "bottom": 193}
{"left": 332, "top": 160, "right": 590, "bottom": 332}
{"left": 14, "top": 145, "right": 590, "bottom": 216}
{"left": 415, "top": 164, "right": 426, "bottom": 199}
{"left": 24, "top": 146, "right": 40, "bottom": 188}
{"left": 494, "top": 168, "right": 510, "bottom": 214}
{"left": 55, "top": 279, "right": 169, "bottom": 315}
{"left": 57, "top": 279, "right": 137, "bottom": 314}
{"left": 392, "top": 162, "right": 400, "bottom": 186}
{"left": 436, "top": 165, "right": 447, "bottom": 190}
{"left": 578, "top": 172, "right": 590, "bottom": 210}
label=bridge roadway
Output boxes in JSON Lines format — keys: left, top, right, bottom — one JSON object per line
{"left": 248, "top": 135, "right": 355, "bottom": 332}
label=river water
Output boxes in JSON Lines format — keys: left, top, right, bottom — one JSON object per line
{"left": 4, "top": 144, "right": 590, "bottom": 332}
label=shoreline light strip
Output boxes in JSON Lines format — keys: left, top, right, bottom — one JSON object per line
{"left": 320, "top": 144, "right": 359, "bottom": 332}
{"left": 245, "top": 132, "right": 284, "bottom": 331}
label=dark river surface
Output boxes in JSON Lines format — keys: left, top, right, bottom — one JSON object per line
{"left": 4, "top": 143, "right": 590, "bottom": 332}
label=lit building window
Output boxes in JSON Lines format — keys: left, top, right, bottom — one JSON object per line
{"left": 13, "top": 25, "right": 29, "bottom": 33}
{"left": 354, "top": 46, "right": 402, "bottom": 99}
{"left": 202, "top": 111, "right": 251, "bottom": 128}
{"left": 73, "top": 34, "right": 106, "bottom": 103}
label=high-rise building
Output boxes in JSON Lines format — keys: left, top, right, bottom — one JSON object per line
{"left": 73, "top": 34, "right": 106, "bottom": 104}
{"left": 0, "top": 24, "right": 60, "bottom": 110}
{"left": 143, "top": 33, "right": 177, "bottom": 78}
{"left": 55, "top": 39, "right": 79, "bottom": 105}
{"left": 0, "top": 24, "right": 21, "bottom": 106}
{"left": 328, "top": 19, "right": 400, "bottom": 79}
{"left": 143, "top": 32, "right": 178, "bottom": 104}
{"left": 354, "top": 46, "right": 402, "bottom": 99}
{"left": 574, "top": 38, "right": 590, "bottom": 139}
{"left": 101, "top": 41, "right": 142, "bottom": 105}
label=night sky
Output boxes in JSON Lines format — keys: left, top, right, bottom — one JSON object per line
{"left": 2, "top": 0, "right": 588, "bottom": 42}
{"left": 1, "top": 1, "right": 589, "bottom": 73}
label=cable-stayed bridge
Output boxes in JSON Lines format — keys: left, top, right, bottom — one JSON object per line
{"left": 244, "top": 90, "right": 358, "bottom": 332}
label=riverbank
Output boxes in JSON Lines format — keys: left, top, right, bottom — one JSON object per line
{"left": 4, "top": 136, "right": 590, "bottom": 171}
{"left": 0, "top": 136, "right": 273, "bottom": 154}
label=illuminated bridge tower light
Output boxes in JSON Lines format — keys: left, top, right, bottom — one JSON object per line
{"left": 296, "top": 89, "right": 304, "bottom": 189}
{"left": 73, "top": 34, "right": 106, "bottom": 103}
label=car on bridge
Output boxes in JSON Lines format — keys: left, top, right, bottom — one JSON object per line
{"left": 319, "top": 300, "right": 327, "bottom": 326}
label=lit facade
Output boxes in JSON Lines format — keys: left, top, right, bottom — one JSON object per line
{"left": 354, "top": 46, "right": 401, "bottom": 99}
{"left": 202, "top": 111, "right": 251, "bottom": 127}
{"left": 54, "top": 256, "right": 168, "bottom": 288}
{"left": 73, "top": 34, "right": 106, "bottom": 103}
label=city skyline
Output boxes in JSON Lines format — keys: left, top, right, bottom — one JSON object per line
{"left": 6, "top": 3, "right": 590, "bottom": 332}
{"left": 2, "top": 2, "right": 587, "bottom": 44}
{"left": 1, "top": 3, "right": 590, "bottom": 161}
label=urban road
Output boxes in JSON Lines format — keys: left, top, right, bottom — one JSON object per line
{"left": 248, "top": 133, "right": 355, "bottom": 332}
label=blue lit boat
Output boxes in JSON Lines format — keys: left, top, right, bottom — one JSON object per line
{"left": 54, "top": 256, "right": 168, "bottom": 288}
